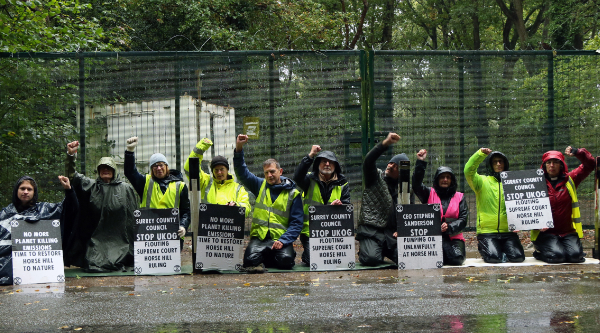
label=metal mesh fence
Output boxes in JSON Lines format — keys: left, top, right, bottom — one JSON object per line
{"left": 1, "top": 50, "right": 599, "bottom": 230}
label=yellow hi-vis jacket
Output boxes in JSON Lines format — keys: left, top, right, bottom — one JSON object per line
{"left": 184, "top": 141, "right": 251, "bottom": 217}
{"left": 301, "top": 179, "right": 346, "bottom": 237}
{"left": 140, "top": 174, "right": 184, "bottom": 209}
{"left": 251, "top": 180, "right": 301, "bottom": 241}
{"left": 531, "top": 176, "right": 582, "bottom": 241}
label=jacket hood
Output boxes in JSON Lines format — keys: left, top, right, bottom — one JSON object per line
{"left": 97, "top": 157, "right": 119, "bottom": 182}
{"left": 12, "top": 176, "right": 38, "bottom": 210}
{"left": 269, "top": 176, "right": 297, "bottom": 190}
{"left": 389, "top": 153, "right": 409, "bottom": 165}
{"left": 485, "top": 151, "right": 509, "bottom": 180}
{"left": 312, "top": 150, "right": 342, "bottom": 176}
{"left": 432, "top": 166, "right": 457, "bottom": 196}
{"left": 541, "top": 150, "right": 568, "bottom": 175}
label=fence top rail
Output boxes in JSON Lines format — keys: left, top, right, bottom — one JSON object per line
{"left": 373, "top": 50, "right": 600, "bottom": 56}
{"left": 0, "top": 50, "right": 364, "bottom": 59}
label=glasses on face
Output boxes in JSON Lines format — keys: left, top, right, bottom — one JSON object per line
{"left": 152, "top": 163, "right": 167, "bottom": 169}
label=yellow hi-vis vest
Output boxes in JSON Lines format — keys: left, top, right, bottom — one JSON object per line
{"left": 301, "top": 179, "right": 346, "bottom": 237}
{"left": 141, "top": 174, "right": 184, "bottom": 209}
{"left": 531, "top": 176, "right": 582, "bottom": 241}
{"left": 251, "top": 180, "right": 301, "bottom": 241}
{"left": 202, "top": 178, "right": 243, "bottom": 203}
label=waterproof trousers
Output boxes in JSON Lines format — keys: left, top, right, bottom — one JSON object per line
{"left": 300, "top": 234, "right": 310, "bottom": 264}
{"left": 442, "top": 236, "right": 466, "bottom": 266}
{"left": 358, "top": 237, "right": 398, "bottom": 266}
{"left": 477, "top": 232, "right": 525, "bottom": 263}
{"left": 533, "top": 232, "right": 585, "bottom": 263}
{"left": 243, "top": 236, "right": 296, "bottom": 269}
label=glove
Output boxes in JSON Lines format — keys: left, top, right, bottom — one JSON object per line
{"left": 196, "top": 138, "right": 213, "bottom": 152}
{"left": 126, "top": 137, "right": 138, "bottom": 152}
{"left": 178, "top": 226, "right": 186, "bottom": 238}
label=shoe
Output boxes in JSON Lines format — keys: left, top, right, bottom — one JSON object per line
{"left": 243, "top": 263, "right": 266, "bottom": 274}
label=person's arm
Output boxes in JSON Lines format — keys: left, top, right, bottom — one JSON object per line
{"left": 464, "top": 148, "right": 488, "bottom": 192}
{"left": 234, "top": 185, "right": 252, "bottom": 217}
{"left": 293, "top": 154, "right": 315, "bottom": 193}
{"left": 233, "top": 135, "right": 264, "bottom": 196}
{"left": 447, "top": 195, "right": 469, "bottom": 235}
{"left": 412, "top": 151, "right": 431, "bottom": 204}
{"left": 275, "top": 194, "right": 304, "bottom": 246}
{"left": 124, "top": 151, "right": 147, "bottom": 199}
{"left": 178, "top": 184, "right": 191, "bottom": 229}
{"left": 566, "top": 147, "right": 595, "bottom": 187}
{"left": 184, "top": 138, "right": 212, "bottom": 189}
{"left": 58, "top": 176, "right": 79, "bottom": 238}
{"left": 339, "top": 181, "right": 351, "bottom": 205}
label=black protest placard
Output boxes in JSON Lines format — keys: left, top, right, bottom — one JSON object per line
{"left": 11, "top": 219, "right": 65, "bottom": 285}
{"left": 308, "top": 204, "right": 355, "bottom": 271}
{"left": 396, "top": 204, "right": 443, "bottom": 270}
{"left": 196, "top": 203, "right": 245, "bottom": 271}
{"left": 133, "top": 208, "right": 181, "bottom": 275}
{"left": 501, "top": 169, "right": 553, "bottom": 231}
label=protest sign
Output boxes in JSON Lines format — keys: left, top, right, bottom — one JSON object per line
{"left": 11, "top": 219, "right": 64, "bottom": 285}
{"left": 134, "top": 208, "right": 181, "bottom": 275}
{"left": 196, "top": 203, "right": 245, "bottom": 271}
{"left": 396, "top": 204, "right": 443, "bottom": 270}
{"left": 501, "top": 169, "right": 553, "bottom": 231}
{"left": 309, "top": 204, "right": 355, "bottom": 271}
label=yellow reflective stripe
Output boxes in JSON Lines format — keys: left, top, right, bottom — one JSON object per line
{"left": 145, "top": 178, "right": 154, "bottom": 209}
{"left": 174, "top": 181, "right": 181, "bottom": 207}
{"left": 251, "top": 217, "right": 287, "bottom": 230}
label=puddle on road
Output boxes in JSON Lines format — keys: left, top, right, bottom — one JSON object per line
{"left": 48, "top": 310, "right": 600, "bottom": 332}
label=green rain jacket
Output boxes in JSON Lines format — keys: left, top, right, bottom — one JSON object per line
{"left": 464, "top": 149, "right": 509, "bottom": 234}
{"left": 66, "top": 155, "right": 139, "bottom": 272}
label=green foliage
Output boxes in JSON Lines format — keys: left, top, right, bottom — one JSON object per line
{"left": 0, "top": 0, "right": 107, "bottom": 52}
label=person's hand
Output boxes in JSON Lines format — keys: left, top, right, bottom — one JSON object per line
{"left": 330, "top": 199, "right": 342, "bottom": 205}
{"left": 236, "top": 134, "right": 249, "bottom": 152}
{"left": 58, "top": 175, "right": 71, "bottom": 190}
{"left": 227, "top": 201, "right": 236, "bottom": 206}
{"left": 67, "top": 141, "right": 79, "bottom": 155}
{"left": 441, "top": 222, "right": 448, "bottom": 233}
{"left": 417, "top": 149, "right": 427, "bottom": 161}
{"left": 382, "top": 133, "right": 401, "bottom": 147}
{"left": 309, "top": 145, "right": 322, "bottom": 159}
{"left": 539, "top": 228, "right": 549, "bottom": 232}
{"left": 565, "top": 146, "right": 575, "bottom": 157}
{"left": 126, "top": 137, "right": 138, "bottom": 152}
{"left": 178, "top": 227, "right": 186, "bottom": 238}
{"left": 271, "top": 240, "right": 283, "bottom": 250}
{"left": 480, "top": 148, "right": 492, "bottom": 155}
{"left": 392, "top": 232, "right": 398, "bottom": 238}
{"left": 196, "top": 138, "right": 213, "bottom": 151}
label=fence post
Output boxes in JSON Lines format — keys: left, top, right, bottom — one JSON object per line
{"left": 545, "top": 53, "right": 555, "bottom": 150}
{"left": 78, "top": 53, "right": 86, "bottom": 175}
{"left": 368, "top": 50, "right": 375, "bottom": 151}
{"left": 175, "top": 52, "right": 181, "bottom": 170}
{"left": 458, "top": 57, "right": 465, "bottom": 194}
{"left": 269, "top": 55, "right": 275, "bottom": 158}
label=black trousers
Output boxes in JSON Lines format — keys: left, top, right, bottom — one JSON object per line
{"left": 533, "top": 232, "right": 585, "bottom": 263}
{"left": 243, "top": 236, "right": 296, "bottom": 269}
{"left": 477, "top": 232, "right": 525, "bottom": 263}
{"left": 443, "top": 236, "right": 466, "bottom": 266}
{"left": 300, "top": 234, "right": 310, "bottom": 264}
{"left": 358, "top": 237, "right": 398, "bottom": 266}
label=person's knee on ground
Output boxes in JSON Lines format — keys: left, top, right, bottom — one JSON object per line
{"left": 503, "top": 233, "right": 525, "bottom": 262}
{"left": 477, "top": 235, "right": 503, "bottom": 263}
{"left": 562, "top": 234, "right": 585, "bottom": 263}
{"left": 443, "top": 240, "right": 466, "bottom": 266}
{"left": 243, "top": 237, "right": 268, "bottom": 268}
{"left": 270, "top": 244, "right": 296, "bottom": 269}
{"left": 358, "top": 238, "right": 384, "bottom": 266}
{"left": 300, "top": 234, "right": 310, "bottom": 264}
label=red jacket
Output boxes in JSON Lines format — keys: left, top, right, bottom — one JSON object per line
{"left": 541, "top": 148, "right": 595, "bottom": 235}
